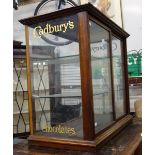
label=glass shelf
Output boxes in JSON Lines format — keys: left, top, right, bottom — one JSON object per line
{"left": 32, "top": 55, "right": 79, "bottom": 65}
{"left": 32, "top": 91, "right": 108, "bottom": 99}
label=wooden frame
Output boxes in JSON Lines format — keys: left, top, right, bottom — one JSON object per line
{"left": 78, "top": 12, "right": 95, "bottom": 140}
{"left": 20, "top": 3, "right": 132, "bottom": 150}
{"left": 25, "top": 26, "right": 35, "bottom": 134}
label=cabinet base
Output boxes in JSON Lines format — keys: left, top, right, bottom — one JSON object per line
{"left": 28, "top": 115, "right": 132, "bottom": 151}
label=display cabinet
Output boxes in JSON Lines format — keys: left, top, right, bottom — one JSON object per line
{"left": 19, "top": 3, "right": 132, "bottom": 150}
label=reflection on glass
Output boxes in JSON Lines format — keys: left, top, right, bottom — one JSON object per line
{"left": 35, "top": 0, "right": 81, "bottom": 16}
{"left": 28, "top": 15, "right": 83, "bottom": 139}
{"left": 112, "top": 36, "right": 125, "bottom": 118}
{"left": 90, "top": 20, "right": 113, "bottom": 133}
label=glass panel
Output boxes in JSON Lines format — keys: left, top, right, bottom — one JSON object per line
{"left": 28, "top": 15, "right": 83, "bottom": 139}
{"left": 112, "top": 36, "right": 125, "bottom": 118}
{"left": 90, "top": 20, "right": 113, "bottom": 133}
{"left": 13, "top": 56, "right": 29, "bottom": 135}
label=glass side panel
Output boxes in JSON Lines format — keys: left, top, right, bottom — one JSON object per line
{"left": 112, "top": 36, "right": 125, "bottom": 118}
{"left": 89, "top": 20, "right": 114, "bottom": 134}
{"left": 13, "top": 55, "right": 29, "bottom": 135}
{"left": 28, "top": 15, "right": 83, "bottom": 139}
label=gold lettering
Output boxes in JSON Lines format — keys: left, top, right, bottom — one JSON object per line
{"left": 55, "top": 126, "right": 59, "bottom": 133}
{"left": 70, "top": 128, "right": 76, "bottom": 135}
{"left": 62, "top": 23, "right": 69, "bottom": 33}
{"left": 49, "top": 127, "right": 53, "bottom": 132}
{"left": 54, "top": 25, "right": 61, "bottom": 32}
{"left": 59, "top": 24, "right": 63, "bottom": 31}
{"left": 68, "top": 21, "right": 74, "bottom": 29}
{"left": 33, "top": 21, "right": 75, "bottom": 38}
{"left": 43, "top": 24, "right": 49, "bottom": 34}
{"left": 49, "top": 25, "right": 54, "bottom": 33}
{"left": 41, "top": 125, "right": 76, "bottom": 136}
{"left": 33, "top": 26, "right": 42, "bottom": 38}
{"left": 39, "top": 28, "right": 44, "bottom": 36}
{"left": 42, "top": 128, "right": 46, "bottom": 132}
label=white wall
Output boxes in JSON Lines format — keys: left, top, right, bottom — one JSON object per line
{"left": 109, "top": 0, "right": 123, "bottom": 27}
{"left": 13, "top": 2, "right": 39, "bottom": 44}
{"left": 121, "top": 0, "right": 142, "bottom": 51}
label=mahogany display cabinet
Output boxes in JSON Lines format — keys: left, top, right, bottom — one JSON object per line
{"left": 19, "top": 3, "right": 132, "bottom": 150}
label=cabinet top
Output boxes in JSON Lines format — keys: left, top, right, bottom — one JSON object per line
{"left": 19, "top": 3, "right": 129, "bottom": 38}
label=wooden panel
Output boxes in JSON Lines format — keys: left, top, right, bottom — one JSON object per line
{"left": 109, "top": 31, "right": 116, "bottom": 121}
{"left": 95, "top": 115, "right": 132, "bottom": 146}
{"left": 78, "top": 12, "right": 95, "bottom": 140}
{"left": 123, "top": 39, "right": 130, "bottom": 114}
